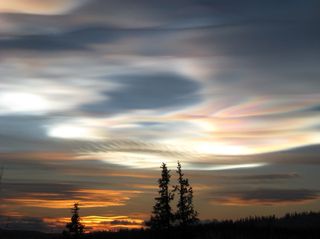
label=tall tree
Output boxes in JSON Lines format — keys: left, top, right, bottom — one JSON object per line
{"left": 0, "top": 165, "right": 3, "bottom": 191}
{"left": 174, "top": 161, "right": 199, "bottom": 226}
{"left": 148, "top": 163, "right": 174, "bottom": 229}
{"left": 0, "top": 165, "right": 3, "bottom": 199}
{"left": 64, "top": 203, "right": 84, "bottom": 238}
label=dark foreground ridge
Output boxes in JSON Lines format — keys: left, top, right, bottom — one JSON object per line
{"left": 1, "top": 211, "right": 320, "bottom": 239}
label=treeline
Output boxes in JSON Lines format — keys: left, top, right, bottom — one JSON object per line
{"left": 2, "top": 211, "right": 320, "bottom": 239}
{"left": 78, "top": 211, "right": 320, "bottom": 239}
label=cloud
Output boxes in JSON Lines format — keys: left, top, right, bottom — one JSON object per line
{"left": 1, "top": 180, "right": 141, "bottom": 207}
{"left": 0, "top": 25, "right": 132, "bottom": 52}
{"left": 0, "top": 77, "right": 112, "bottom": 115}
{"left": 235, "top": 173, "right": 300, "bottom": 181}
{"left": 109, "top": 219, "right": 143, "bottom": 226}
{"left": 0, "top": 216, "right": 51, "bottom": 232}
{"left": 205, "top": 173, "right": 301, "bottom": 186}
{"left": 0, "top": 0, "right": 87, "bottom": 15}
{"left": 0, "top": 25, "right": 176, "bottom": 53}
{"left": 74, "top": 0, "right": 220, "bottom": 28}
{"left": 82, "top": 72, "right": 201, "bottom": 113}
{"left": 254, "top": 145, "right": 320, "bottom": 165}
{"left": 211, "top": 188, "right": 319, "bottom": 205}
{"left": 0, "top": 34, "right": 85, "bottom": 52}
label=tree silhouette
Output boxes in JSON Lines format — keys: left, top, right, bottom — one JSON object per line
{"left": 64, "top": 203, "right": 85, "bottom": 238}
{"left": 0, "top": 165, "right": 3, "bottom": 192}
{"left": 148, "top": 163, "right": 174, "bottom": 229}
{"left": 0, "top": 165, "right": 3, "bottom": 199}
{"left": 173, "top": 161, "right": 199, "bottom": 226}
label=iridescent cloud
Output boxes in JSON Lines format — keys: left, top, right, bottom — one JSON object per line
{"left": 0, "top": 0, "right": 320, "bottom": 232}
{"left": 0, "top": 0, "right": 87, "bottom": 15}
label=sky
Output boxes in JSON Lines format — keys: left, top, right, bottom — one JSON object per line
{"left": 0, "top": 0, "right": 320, "bottom": 232}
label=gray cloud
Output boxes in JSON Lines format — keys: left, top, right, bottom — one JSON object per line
{"left": 82, "top": 73, "right": 200, "bottom": 113}
{"left": 0, "top": 34, "right": 84, "bottom": 52}
{"left": 212, "top": 188, "right": 319, "bottom": 205}
{"left": 194, "top": 145, "right": 320, "bottom": 166}
{"left": 0, "top": 216, "right": 51, "bottom": 232}
{"left": 0, "top": 115, "right": 78, "bottom": 152}
{"left": 252, "top": 145, "right": 320, "bottom": 165}
{"left": 109, "top": 220, "right": 142, "bottom": 226}
{"left": 2, "top": 182, "right": 78, "bottom": 199}
{"left": 0, "top": 116, "right": 56, "bottom": 151}
{"left": 235, "top": 173, "right": 300, "bottom": 181}
{"left": 0, "top": 115, "right": 48, "bottom": 139}
{"left": 207, "top": 173, "right": 301, "bottom": 185}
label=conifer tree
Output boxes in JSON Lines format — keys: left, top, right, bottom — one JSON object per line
{"left": 0, "top": 166, "right": 3, "bottom": 190}
{"left": 64, "top": 203, "right": 84, "bottom": 238}
{"left": 0, "top": 166, "right": 3, "bottom": 198}
{"left": 149, "top": 162, "right": 174, "bottom": 229}
{"left": 174, "top": 161, "right": 199, "bottom": 226}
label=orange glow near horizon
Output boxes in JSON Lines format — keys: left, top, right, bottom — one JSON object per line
{"left": 44, "top": 215, "right": 145, "bottom": 232}
{"left": 3, "top": 189, "right": 142, "bottom": 209}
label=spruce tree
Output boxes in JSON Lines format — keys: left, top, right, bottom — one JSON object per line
{"left": 149, "top": 162, "right": 174, "bottom": 229}
{"left": 174, "top": 161, "right": 199, "bottom": 226}
{"left": 0, "top": 166, "right": 3, "bottom": 190}
{"left": 0, "top": 166, "right": 3, "bottom": 198}
{"left": 65, "top": 203, "right": 84, "bottom": 238}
